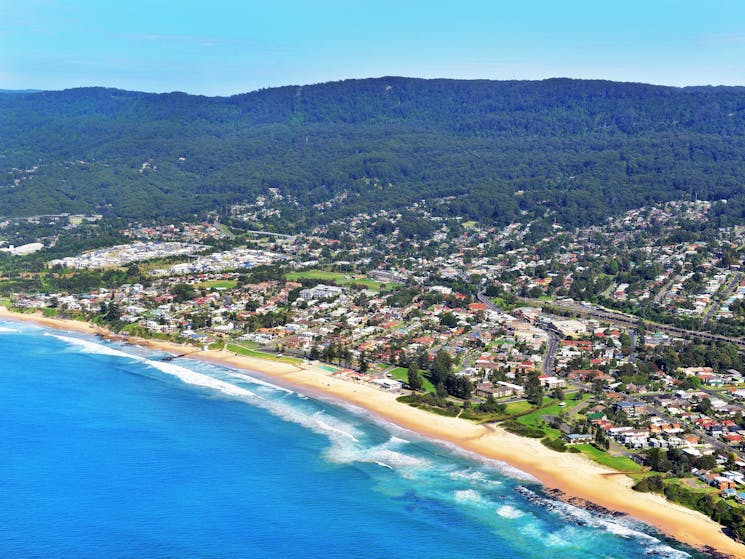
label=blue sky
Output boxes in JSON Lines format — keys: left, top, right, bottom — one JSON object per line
{"left": 1, "top": 0, "right": 744, "bottom": 95}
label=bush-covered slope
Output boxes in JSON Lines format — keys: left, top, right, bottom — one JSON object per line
{"left": 2, "top": 77, "right": 745, "bottom": 228}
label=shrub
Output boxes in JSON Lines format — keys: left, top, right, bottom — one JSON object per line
{"left": 541, "top": 437, "right": 567, "bottom": 452}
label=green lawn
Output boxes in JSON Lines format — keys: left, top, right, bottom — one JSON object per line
{"left": 515, "top": 398, "right": 562, "bottom": 426}
{"left": 575, "top": 444, "right": 645, "bottom": 472}
{"left": 226, "top": 343, "right": 303, "bottom": 364}
{"left": 198, "top": 279, "right": 238, "bottom": 289}
{"left": 664, "top": 477, "right": 720, "bottom": 495}
{"left": 511, "top": 398, "right": 581, "bottom": 441}
{"left": 389, "top": 367, "right": 435, "bottom": 393}
{"left": 286, "top": 270, "right": 347, "bottom": 282}
{"left": 284, "top": 270, "right": 399, "bottom": 292}
{"left": 503, "top": 400, "right": 535, "bottom": 416}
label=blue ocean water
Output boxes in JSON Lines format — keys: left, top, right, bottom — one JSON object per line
{"left": 0, "top": 321, "right": 705, "bottom": 558}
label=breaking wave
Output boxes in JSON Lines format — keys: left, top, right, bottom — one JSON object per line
{"left": 43, "top": 331, "right": 699, "bottom": 558}
{"left": 515, "top": 486, "right": 692, "bottom": 557}
{"left": 496, "top": 504, "right": 524, "bottom": 519}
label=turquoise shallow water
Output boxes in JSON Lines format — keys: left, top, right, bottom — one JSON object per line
{"left": 0, "top": 321, "right": 705, "bottom": 558}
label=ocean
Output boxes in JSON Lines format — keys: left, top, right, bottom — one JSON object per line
{"left": 0, "top": 321, "right": 705, "bottom": 558}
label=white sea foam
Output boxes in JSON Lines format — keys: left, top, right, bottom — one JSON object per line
{"left": 544, "top": 531, "right": 571, "bottom": 547}
{"left": 434, "top": 442, "right": 539, "bottom": 483}
{"left": 225, "top": 371, "right": 294, "bottom": 394}
{"left": 40, "top": 330, "right": 697, "bottom": 557}
{"left": 50, "top": 333, "right": 260, "bottom": 400}
{"left": 644, "top": 545, "right": 694, "bottom": 558}
{"left": 369, "top": 447, "right": 428, "bottom": 469}
{"left": 450, "top": 469, "right": 503, "bottom": 486}
{"left": 322, "top": 432, "right": 430, "bottom": 472}
{"left": 249, "top": 397, "right": 370, "bottom": 453}
{"left": 42, "top": 333, "right": 437, "bottom": 477}
{"left": 48, "top": 333, "right": 140, "bottom": 360}
{"left": 515, "top": 486, "right": 692, "bottom": 557}
{"left": 0, "top": 326, "right": 19, "bottom": 333}
{"left": 491, "top": 462, "right": 540, "bottom": 483}
{"left": 313, "top": 415, "right": 360, "bottom": 442}
{"left": 496, "top": 504, "right": 524, "bottom": 519}
{"left": 454, "top": 489, "right": 485, "bottom": 504}
{"left": 56, "top": 335, "right": 430, "bottom": 471}
{"left": 143, "top": 359, "right": 259, "bottom": 399}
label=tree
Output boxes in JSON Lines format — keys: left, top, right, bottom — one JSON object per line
{"left": 636, "top": 321, "right": 646, "bottom": 347}
{"left": 407, "top": 363, "right": 423, "bottom": 391}
{"left": 525, "top": 372, "right": 544, "bottom": 406}
{"left": 439, "top": 312, "right": 458, "bottom": 328}
{"left": 172, "top": 283, "right": 197, "bottom": 303}
{"left": 430, "top": 350, "right": 453, "bottom": 386}
{"left": 444, "top": 374, "right": 473, "bottom": 399}
{"left": 99, "top": 301, "right": 121, "bottom": 323}
{"left": 645, "top": 448, "right": 672, "bottom": 473}
{"left": 592, "top": 378, "right": 605, "bottom": 399}
{"left": 696, "top": 454, "right": 717, "bottom": 471}
{"left": 322, "top": 343, "right": 335, "bottom": 363}
{"left": 696, "top": 397, "right": 713, "bottom": 415}
{"left": 727, "top": 453, "right": 738, "bottom": 469}
{"left": 358, "top": 350, "right": 369, "bottom": 373}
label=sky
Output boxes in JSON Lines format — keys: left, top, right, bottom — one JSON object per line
{"left": 1, "top": 0, "right": 744, "bottom": 96}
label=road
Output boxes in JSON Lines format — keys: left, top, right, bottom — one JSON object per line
{"left": 477, "top": 291, "right": 561, "bottom": 375}
{"left": 653, "top": 276, "right": 677, "bottom": 305}
{"left": 642, "top": 399, "right": 742, "bottom": 461}
{"left": 542, "top": 331, "right": 560, "bottom": 375}
{"left": 539, "top": 298, "right": 745, "bottom": 350}
{"left": 703, "top": 272, "right": 742, "bottom": 324}
{"left": 476, "top": 290, "right": 504, "bottom": 314}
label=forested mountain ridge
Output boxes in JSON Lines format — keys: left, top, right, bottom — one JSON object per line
{"left": 2, "top": 77, "right": 745, "bottom": 229}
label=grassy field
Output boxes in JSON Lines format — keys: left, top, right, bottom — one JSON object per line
{"left": 512, "top": 395, "right": 595, "bottom": 442}
{"left": 502, "top": 400, "right": 535, "bottom": 416}
{"left": 198, "top": 279, "right": 238, "bottom": 289}
{"left": 575, "top": 444, "right": 646, "bottom": 472}
{"left": 389, "top": 367, "right": 436, "bottom": 393}
{"left": 286, "top": 270, "right": 346, "bottom": 282}
{"left": 513, "top": 397, "right": 563, "bottom": 426}
{"left": 285, "top": 270, "right": 399, "bottom": 292}
{"left": 226, "top": 343, "right": 303, "bottom": 364}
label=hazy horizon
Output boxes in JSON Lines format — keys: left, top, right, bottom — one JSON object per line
{"left": 5, "top": 74, "right": 745, "bottom": 99}
{"left": 2, "top": 1, "right": 744, "bottom": 96}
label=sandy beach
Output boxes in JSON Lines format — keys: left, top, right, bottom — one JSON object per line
{"left": 2, "top": 307, "right": 744, "bottom": 557}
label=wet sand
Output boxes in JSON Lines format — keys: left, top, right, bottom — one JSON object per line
{"left": 2, "top": 308, "right": 743, "bottom": 557}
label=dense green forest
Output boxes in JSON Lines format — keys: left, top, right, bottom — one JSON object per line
{"left": 2, "top": 77, "right": 745, "bottom": 229}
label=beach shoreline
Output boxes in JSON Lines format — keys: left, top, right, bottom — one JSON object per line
{"left": 2, "top": 307, "right": 743, "bottom": 557}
